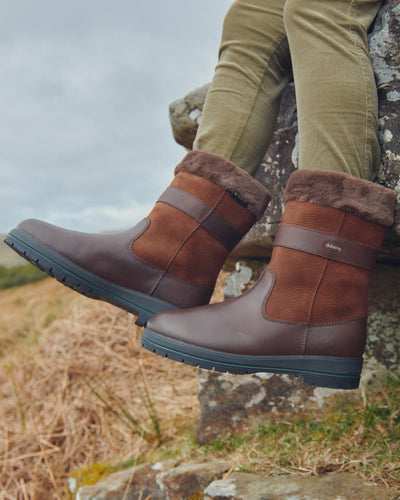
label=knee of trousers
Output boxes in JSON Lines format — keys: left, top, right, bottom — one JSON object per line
{"left": 283, "top": 0, "right": 317, "bottom": 34}
{"left": 220, "top": 0, "right": 285, "bottom": 51}
{"left": 283, "top": 0, "right": 379, "bottom": 36}
{"left": 283, "top": 0, "right": 346, "bottom": 35}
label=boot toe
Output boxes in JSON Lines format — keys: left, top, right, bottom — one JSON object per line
{"left": 17, "top": 219, "right": 65, "bottom": 249}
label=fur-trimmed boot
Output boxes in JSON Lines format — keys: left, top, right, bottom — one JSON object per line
{"left": 142, "top": 169, "right": 396, "bottom": 388}
{"left": 5, "top": 151, "right": 270, "bottom": 326}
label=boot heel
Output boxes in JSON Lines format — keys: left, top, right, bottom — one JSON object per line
{"left": 299, "top": 372, "right": 360, "bottom": 390}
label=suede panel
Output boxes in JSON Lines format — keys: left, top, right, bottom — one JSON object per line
{"left": 131, "top": 204, "right": 199, "bottom": 271}
{"left": 267, "top": 200, "right": 346, "bottom": 323}
{"left": 309, "top": 211, "right": 383, "bottom": 322}
{"left": 338, "top": 212, "right": 385, "bottom": 248}
{"left": 214, "top": 191, "right": 256, "bottom": 234}
{"left": 268, "top": 201, "right": 384, "bottom": 324}
{"left": 281, "top": 200, "right": 347, "bottom": 234}
{"left": 133, "top": 154, "right": 264, "bottom": 292}
{"left": 168, "top": 226, "right": 228, "bottom": 287}
{"left": 310, "top": 260, "right": 371, "bottom": 323}
{"left": 133, "top": 169, "right": 258, "bottom": 288}
{"left": 267, "top": 244, "right": 329, "bottom": 323}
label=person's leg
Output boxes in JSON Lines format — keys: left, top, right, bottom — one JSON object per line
{"left": 143, "top": 1, "right": 397, "bottom": 389}
{"left": 194, "top": 0, "right": 292, "bottom": 176}
{"left": 143, "top": 170, "right": 395, "bottom": 388}
{"left": 283, "top": 0, "right": 383, "bottom": 179}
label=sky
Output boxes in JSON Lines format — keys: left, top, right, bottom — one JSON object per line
{"left": 0, "top": 0, "right": 233, "bottom": 233}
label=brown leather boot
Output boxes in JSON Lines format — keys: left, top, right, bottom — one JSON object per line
{"left": 143, "top": 169, "right": 396, "bottom": 388}
{"left": 5, "top": 151, "right": 270, "bottom": 326}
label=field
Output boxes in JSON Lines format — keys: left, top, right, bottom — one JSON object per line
{"left": 0, "top": 274, "right": 229, "bottom": 499}
{"left": 0, "top": 273, "right": 399, "bottom": 499}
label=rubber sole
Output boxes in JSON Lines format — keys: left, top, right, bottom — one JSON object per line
{"left": 5, "top": 228, "right": 177, "bottom": 326}
{"left": 142, "top": 328, "right": 363, "bottom": 389}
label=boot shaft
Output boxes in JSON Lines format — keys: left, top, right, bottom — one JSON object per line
{"left": 131, "top": 151, "right": 270, "bottom": 295}
{"left": 132, "top": 171, "right": 258, "bottom": 287}
{"left": 267, "top": 200, "right": 386, "bottom": 324}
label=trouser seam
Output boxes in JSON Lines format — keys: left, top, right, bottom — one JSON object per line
{"left": 228, "top": 34, "right": 291, "bottom": 166}
{"left": 348, "top": 0, "right": 374, "bottom": 180}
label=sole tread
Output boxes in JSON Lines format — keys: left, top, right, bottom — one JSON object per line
{"left": 142, "top": 333, "right": 361, "bottom": 390}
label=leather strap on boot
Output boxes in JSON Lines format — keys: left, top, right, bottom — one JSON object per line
{"left": 157, "top": 186, "right": 245, "bottom": 251}
{"left": 274, "top": 224, "right": 379, "bottom": 270}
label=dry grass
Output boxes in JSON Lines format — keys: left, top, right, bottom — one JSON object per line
{"left": 0, "top": 273, "right": 228, "bottom": 499}
{"left": 1, "top": 272, "right": 399, "bottom": 499}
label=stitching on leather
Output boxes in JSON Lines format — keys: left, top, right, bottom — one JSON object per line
{"left": 261, "top": 269, "right": 310, "bottom": 355}
{"left": 278, "top": 223, "right": 379, "bottom": 250}
{"left": 260, "top": 265, "right": 368, "bottom": 327}
{"left": 159, "top": 186, "right": 243, "bottom": 247}
{"left": 260, "top": 268, "right": 276, "bottom": 321}
{"left": 300, "top": 324, "right": 308, "bottom": 356}
{"left": 150, "top": 189, "right": 227, "bottom": 296}
{"left": 158, "top": 186, "right": 211, "bottom": 220}
{"left": 128, "top": 248, "right": 166, "bottom": 274}
{"left": 128, "top": 249, "right": 213, "bottom": 293}
{"left": 127, "top": 217, "right": 151, "bottom": 251}
{"left": 348, "top": 0, "right": 373, "bottom": 180}
{"left": 275, "top": 224, "right": 377, "bottom": 270}
{"left": 307, "top": 211, "right": 346, "bottom": 331}
{"left": 261, "top": 269, "right": 305, "bottom": 325}
{"left": 157, "top": 270, "right": 214, "bottom": 291}
{"left": 308, "top": 316, "right": 367, "bottom": 328}
{"left": 274, "top": 242, "right": 374, "bottom": 269}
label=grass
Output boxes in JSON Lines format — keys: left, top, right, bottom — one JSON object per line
{"left": 0, "top": 275, "right": 209, "bottom": 499}
{"left": 198, "top": 374, "right": 400, "bottom": 488}
{"left": 0, "top": 263, "right": 47, "bottom": 289}
{"left": 0, "top": 272, "right": 399, "bottom": 499}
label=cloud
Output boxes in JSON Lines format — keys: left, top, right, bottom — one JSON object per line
{"left": 47, "top": 201, "right": 154, "bottom": 233}
{"left": 0, "top": 0, "right": 232, "bottom": 232}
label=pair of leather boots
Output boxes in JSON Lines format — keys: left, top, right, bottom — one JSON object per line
{"left": 6, "top": 151, "right": 396, "bottom": 389}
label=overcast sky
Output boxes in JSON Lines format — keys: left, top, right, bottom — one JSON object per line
{"left": 0, "top": 0, "right": 232, "bottom": 233}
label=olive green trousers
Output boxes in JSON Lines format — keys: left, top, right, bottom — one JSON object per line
{"left": 193, "top": 0, "right": 383, "bottom": 180}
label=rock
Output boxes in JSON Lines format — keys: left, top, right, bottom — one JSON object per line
{"left": 76, "top": 462, "right": 168, "bottom": 500}
{"left": 169, "top": 0, "right": 400, "bottom": 259}
{"left": 196, "top": 262, "right": 400, "bottom": 444}
{"left": 75, "top": 460, "right": 229, "bottom": 500}
{"left": 224, "top": 261, "right": 253, "bottom": 299}
{"left": 196, "top": 368, "right": 317, "bottom": 444}
{"left": 169, "top": 83, "right": 210, "bottom": 150}
{"left": 364, "top": 263, "right": 400, "bottom": 371}
{"left": 158, "top": 460, "right": 230, "bottom": 499}
{"left": 203, "top": 472, "right": 389, "bottom": 500}
{"left": 372, "top": 0, "right": 400, "bottom": 258}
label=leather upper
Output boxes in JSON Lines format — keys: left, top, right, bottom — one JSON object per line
{"left": 17, "top": 152, "right": 270, "bottom": 309}
{"left": 148, "top": 268, "right": 368, "bottom": 357}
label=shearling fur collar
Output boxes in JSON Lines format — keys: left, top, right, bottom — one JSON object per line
{"left": 284, "top": 169, "right": 396, "bottom": 227}
{"left": 175, "top": 151, "right": 271, "bottom": 219}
